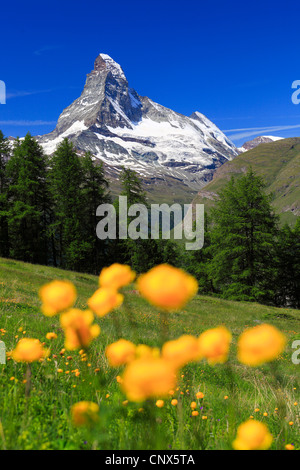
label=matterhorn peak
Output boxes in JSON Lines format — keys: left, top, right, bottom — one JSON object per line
{"left": 39, "top": 53, "right": 239, "bottom": 196}
{"left": 94, "top": 53, "right": 126, "bottom": 80}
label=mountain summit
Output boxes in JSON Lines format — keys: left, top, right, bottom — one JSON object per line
{"left": 39, "top": 53, "right": 238, "bottom": 193}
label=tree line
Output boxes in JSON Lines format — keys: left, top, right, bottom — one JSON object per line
{"left": 0, "top": 131, "right": 299, "bottom": 308}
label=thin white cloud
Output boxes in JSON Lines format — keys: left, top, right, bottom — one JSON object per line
{"left": 34, "top": 45, "right": 61, "bottom": 56}
{"left": 224, "top": 124, "right": 300, "bottom": 141}
{"left": 6, "top": 89, "right": 56, "bottom": 99}
{"left": 0, "top": 120, "right": 56, "bottom": 126}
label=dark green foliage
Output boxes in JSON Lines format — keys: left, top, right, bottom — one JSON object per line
{"left": 120, "top": 166, "right": 147, "bottom": 205}
{"left": 184, "top": 213, "right": 214, "bottom": 294}
{"left": 208, "top": 168, "right": 279, "bottom": 303}
{"left": 274, "top": 220, "right": 300, "bottom": 308}
{"left": 80, "top": 152, "right": 110, "bottom": 273}
{"left": 6, "top": 133, "right": 49, "bottom": 264}
{"left": 0, "top": 131, "right": 11, "bottom": 257}
{"left": 49, "top": 140, "right": 110, "bottom": 272}
{"left": 110, "top": 167, "right": 181, "bottom": 272}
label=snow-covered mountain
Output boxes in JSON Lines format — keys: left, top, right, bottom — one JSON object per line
{"left": 39, "top": 53, "right": 239, "bottom": 192}
{"left": 238, "top": 135, "right": 283, "bottom": 153}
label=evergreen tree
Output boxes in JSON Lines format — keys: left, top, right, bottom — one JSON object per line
{"left": 208, "top": 168, "right": 278, "bottom": 303}
{"left": 109, "top": 167, "right": 147, "bottom": 266}
{"left": 0, "top": 131, "right": 10, "bottom": 257}
{"left": 80, "top": 152, "right": 110, "bottom": 273}
{"left": 119, "top": 167, "right": 147, "bottom": 205}
{"left": 274, "top": 220, "right": 300, "bottom": 308}
{"left": 184, "top": 213, "right": 214, "bottom": 293}
{"left": 110, "top": 167, "right": 181, "bottom": 272}
{"left": 6, "top": 133, "right": 49, "bottom": 264}
{"left": 49, "top": 138, "right": 89, "bottom": 271}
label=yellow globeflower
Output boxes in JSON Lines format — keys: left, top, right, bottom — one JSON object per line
{"left": 237, "top": 324, "right": 286, "bottom": 366}
{"left": 156, "top": 400, "right": 164, "bottom": 408}
{"left": 197, "top": 326, "right": 232, "bottom": 364}
{"left": 121, "top": 357, "right": 178, "bottom": 402}
{"left": 99, "top": 263, "right": 136, "bottom": 290}
{"left": 105, "top": 339, "right": 136, "bottom": 367}
{"left": 137, "top": 264, "right": 198, "bottom": 311}
{"left": 71, "top": 401, "right": 99, "bottom": 427}
{"left": 232, "top": 420, "right": 273, "bottom": 450}
{"left": 162, "top": 335, "right": 201, "bottom": 368}
{"left": 135, "top": 344, "right": 160, "bottom": 359}
{"left": 88, "top": 287, "right": 123, "bottom": 317}
{"left": 39, "top": 280, "right": 77, "bottom": 316}
{"left": 60, "top": 309, "right": 100, "bottom": 350}
{"left": 11, "top": 338, "right": 49, "bottom": 363}
{"left": 46, "top": 332, "right": 57, "bottom": 340}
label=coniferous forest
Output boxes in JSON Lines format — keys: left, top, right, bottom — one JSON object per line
{"left": 0, "top": 131, "right": 299, "bottom": 308}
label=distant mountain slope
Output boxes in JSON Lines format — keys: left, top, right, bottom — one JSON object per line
{"left": 192, "top": 137, "right": 300, "bottom": 225}
{"left": 238, "top": 135, "right": 283, "bottom": 152}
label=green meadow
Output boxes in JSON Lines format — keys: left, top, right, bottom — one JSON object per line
{"left": 0, "top": 257, "right": 299, "bottom": 450}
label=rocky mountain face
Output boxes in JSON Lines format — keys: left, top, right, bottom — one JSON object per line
{"left": 39, "top": 53, "right": 239, "bottom": 198}
{"left": 238, "top": 135, "right": 283, "bottom": 152}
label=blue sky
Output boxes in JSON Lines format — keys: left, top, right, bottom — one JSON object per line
{"left": 1, "top": 0, "right": 300, "bottom": 147}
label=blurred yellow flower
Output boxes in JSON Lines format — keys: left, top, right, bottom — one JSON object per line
{"left": 46, "top": 332, "right": 57, "bottom": 340}
{"left": 137, "top": 264, "right": 198, "bottom": 311}
{"left": 196, "top": 392, "right": 204, "bottom": 399}
{"left": 99, "top": 263, "right": 136, "bottom": 290}
{"left": 135, "top": 344, "right": 160, "bottom": 359}
{"left": 71, "top": 401, "right": 99, "bottom": 427}
{"left": 156, "top": 400, "right": 164, "bottom": 408}
{"left": 171, "top": 399, "right": 178, "bottom": 406}
{"left": 88, "top": 287, "right": 123, "bottom": 317}
{"left": 190, "top": 401, "right": 197, "bottom": 409}
{"left": 192, "top": 411, "right": 199, "bottom": 416}
{"left": 162, "top": 335, "right": 201, "bottom": 368}
{"left": 60, "top": 309, "right": 100, "bottom": 350}
{"left": 285, "top": 444, "right": 294, "bottom": 450}
{"left": 232, "top": 420, "right": 273, "bottom": 450}
{"left": 237, "top": 324, "right": 286, "bottom": 366}
{"left": 197, "top": 326, "right": 232, "bottom": 364}
{"left": 39, "top": 280, "right": 77, "bottom": 316}
{"left": 105, "top": 339, "right": 136, "bottom": 367}
{"left": 121, "top": 357, "right": 177, "bottom": 402}
{"left": 11, "top": 338, "right": 49, "bottom": 363}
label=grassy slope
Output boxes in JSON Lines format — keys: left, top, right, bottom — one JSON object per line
{"left": 192, "top": 138, "right": 300, "bottom": 226}
{"left": 0, "top": 258, "right": 299, "bottom": 450}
